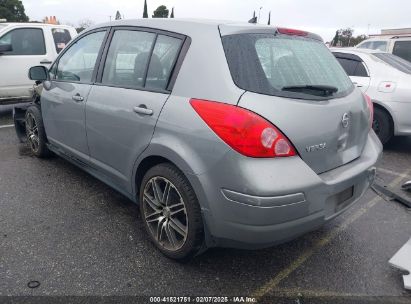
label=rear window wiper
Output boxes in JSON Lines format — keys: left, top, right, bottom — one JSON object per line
{"left": 281, "top": 85, "right": 338, "bottom": 96}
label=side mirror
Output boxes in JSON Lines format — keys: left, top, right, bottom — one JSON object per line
{"left": 29, "top": 66, "right": 49, "bottom": 82}
{"left": 0, "top": 43, "right": 12, "bottom": 54}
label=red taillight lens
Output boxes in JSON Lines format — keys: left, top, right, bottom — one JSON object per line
{"left": 277, "top": 27, "right": 308, "bottom": 36}
{"left": 363, "top": 93, "right": 374, "bottom": 129}
{"left": 190, "top": 99, "right": 297, "bottom": 158}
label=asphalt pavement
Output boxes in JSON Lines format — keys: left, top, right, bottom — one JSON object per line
{"left": 0, "top": 109, "right": 410, "bottom": 303}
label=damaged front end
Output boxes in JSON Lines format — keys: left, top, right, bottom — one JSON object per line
{"left": 13, "top": 83, "right": 43, "bottom": 143}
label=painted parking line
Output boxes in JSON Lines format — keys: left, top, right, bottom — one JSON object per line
{"left": 0, "top": 124, "right": 14, "bottom": 129}
{"left": 378, "top": 167, "right": 411, "bottom": 179}
{"left": 252, "top": 169, "right": 411, "bottom": 299}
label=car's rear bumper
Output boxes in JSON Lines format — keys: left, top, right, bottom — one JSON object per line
{"left": 190, "top": 131, "right": 382, "bottom": 249}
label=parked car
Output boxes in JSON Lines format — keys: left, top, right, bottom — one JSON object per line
{"left": 0, "top": 23, "right": 77, "bottom": 105}
{"left": 356, "top": 36, "right": 411, "bottom": 63}
{"left": 332, "top": 48, "right": 411, "bottom": 144}
{"left": 15, "top": 19, "right": 381, "bottom": 260}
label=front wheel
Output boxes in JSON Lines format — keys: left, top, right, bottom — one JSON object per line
{"left": 139, "top": 163, "right": 204, "bottom": 260}
{"left": 25, "top": 106, "right": 51, "bottom": 158}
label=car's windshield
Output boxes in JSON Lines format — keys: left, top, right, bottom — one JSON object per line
{"left": 358, "top": 40, "right": 388, "bottom": 52}
{"left": 373, "top": 52, "right": 411, "bottom": 74}
{"left": 222, "top": 33, "right": 353, "bottom": 100}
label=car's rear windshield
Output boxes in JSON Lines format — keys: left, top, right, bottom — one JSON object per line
{"left": 222, "top": 34, "right": 353, "bottom": 100}
{"left": 373, "top": 52, "right": 411, "bottom": 74}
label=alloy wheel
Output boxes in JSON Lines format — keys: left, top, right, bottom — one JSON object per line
{"left": 26, "top": 113, "right": 39, "bottom": 153}
{"left": 142, "top": 176, "right": 188, "bottom": 251}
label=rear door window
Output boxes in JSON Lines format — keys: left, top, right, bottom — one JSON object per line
{"left": 336, "top": 58, "right": 357, "bottom": 76}
{"left": 354, "top": 62, "right": 368, "bottom": 77}
{"left": 146, "top": 35, "right": 183, "bottom": 90}
{"left": 52, "top": 28, "right": 72, "bottom": 53}
{"left": 335, "top": 57, "right": 368, "bottom": 77}
{"left": 222, "top": 34, "right": 353, "bottom": 100}
{"left": 101, "top": 30, "right": 183, "bottom": 91}
{"left": 393, "top": 41, "right": 411, "bottom": 63}
{"left": 0, "top": 28, "right": 46, "bottom": 55}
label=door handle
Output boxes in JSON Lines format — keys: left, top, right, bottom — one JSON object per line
{"left": 40, "top": 60, "right": 52, "bottom": 65}
{"left": 72, "top": 94, "right": 84, "bottom": 102}
{"left": 352, "top": 82, "right": 363, "bottom": 88}
{"left": 133, "top": 105, "right": 153, "bottom": 116}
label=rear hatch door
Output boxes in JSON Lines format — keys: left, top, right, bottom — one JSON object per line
{"left": 238, "top": 90, "right": 370, "bottom": 174}
{"left": 221, "top": 27, "right": 371, "bottom": 174}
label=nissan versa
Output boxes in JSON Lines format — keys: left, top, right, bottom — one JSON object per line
{"left": 15, "top": 19, "right": 382, "bottom": 260}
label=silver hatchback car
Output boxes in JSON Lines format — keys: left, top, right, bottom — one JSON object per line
{"left": 20, "top": 19, "right": 382, "bottom": 260}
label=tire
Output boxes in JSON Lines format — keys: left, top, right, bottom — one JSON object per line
{"left": 139, "top": 163, "right": 204, "bottom": 260}
{"left": 25, "top": 105, "right": 51, "bottom": 158}
{"left": 372, "top": 107, "right": 393, "bottom": 145}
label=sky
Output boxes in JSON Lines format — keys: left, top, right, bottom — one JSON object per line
{"left": 22, "top": 0, "right": 411, "bottom": 42}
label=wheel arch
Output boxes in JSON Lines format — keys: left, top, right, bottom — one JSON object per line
{"left": 132, "top": 145, "right": 201, "bottom": 201}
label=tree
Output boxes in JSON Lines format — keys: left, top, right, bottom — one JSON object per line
{"left": 249, "top": 11, "right": 257, "bottom": 24}
{"left": 152, "top": 5, "right": 169, "bottom": 18}
{"left": 115, "top": 10, "right": 122, "bottom": 20}
{"left": 332, "top": 30, "right": 339, "bottom": 47}
{"left": 76, "top": 19, "right": 94, "bottom": 33}
{"left": 332, "top": 28, "right": 367, "bottom": 47}
{"left": 170, "top": 7, "right": 174, "bottom": 18}
{"left": 0, "top": 0, "right": 29, "bottom": 22}
{"left": 350, "top": 34, "right": 368, "bottom": 46}
{"left": 143, "top": 0, "right": 148, "bottom": 18}
{"left": 267, "top": 11, "right": 271, "bottom": 25}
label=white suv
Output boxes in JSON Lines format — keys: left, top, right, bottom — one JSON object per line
{"left": 356, "top": 36, "right": 411, "bottom": 63}
{"left": 0, "top": 23, "right": 77, "bottom": 104}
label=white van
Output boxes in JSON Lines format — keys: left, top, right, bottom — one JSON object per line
{"left": 356, "top": 35, "right": 411, "bottom": 63}
{"left": 0, "top": 23, "right": 77, "bottom": 104}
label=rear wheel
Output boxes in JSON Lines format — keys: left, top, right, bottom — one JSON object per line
{"left": 139, "top": 163, "right": 204, "bottom": 260}
{"left": 372, "top": 107, "right": 393, "bottom": 145}
{"left": 25, "top": 106, "right": 51, "bottom": 158}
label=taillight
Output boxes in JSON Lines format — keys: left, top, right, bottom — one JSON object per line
{"left": 277, "top": 27, "right": 308, "bottom": 36}
{"left": 190, "top": 99, "right": 297, "bottom": 158}
{"left": 363, "top": 93, "right": 374, "bottom": 129}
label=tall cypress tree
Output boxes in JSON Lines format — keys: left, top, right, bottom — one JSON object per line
{"left": 332, "top": 30, "right": 340, "bottom": 47}
{"left": 268, "top": 11, "right": 271, "bottom": 25}
{"left": 143, "top": 0, "right": 148, "bottom": 18}
{"left": 170, "top": 7, "right": 174, "bottom": 18}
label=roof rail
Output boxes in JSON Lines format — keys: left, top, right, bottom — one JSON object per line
{"left": 391, "top": 35, "right": 411, "bottom": 39}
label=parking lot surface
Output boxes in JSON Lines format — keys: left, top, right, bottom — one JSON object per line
{"left": 1, "top": 108, "right": 411, "bottom": 303}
